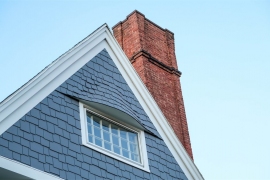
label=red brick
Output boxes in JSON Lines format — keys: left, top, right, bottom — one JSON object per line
{"left": 113, "top": 10, "right": 193, "bottom": 159}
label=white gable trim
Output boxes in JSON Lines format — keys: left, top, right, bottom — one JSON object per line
{"left": 0, "top": 24, "right": 203, "bottom": 179}
{"left": 0, "top": 156, "right": 63, "bottom": 180}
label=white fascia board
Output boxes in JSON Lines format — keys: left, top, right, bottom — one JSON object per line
{"left": 0, "top": 156, "right": 63, "bottom": 180}
{"left": 0, "top": 24, "right": 203, "bottom": 179}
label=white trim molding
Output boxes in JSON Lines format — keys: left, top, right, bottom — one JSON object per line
{"left": 0, "top": 156, "right": 63, "bottom": 180}
{"left": 0, "top": 24, "right": 203, "bottom": 179}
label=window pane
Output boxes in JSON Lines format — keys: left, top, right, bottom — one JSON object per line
{"left": 104, "top": 142, "right": 111, "bottom": 151}
{"left": 93, "top": 117, "right": 100, "bottom": 127}
{"left": 95, "top": 138, "right": 102, "bottom": 147}
{"left": 122, "top": 149, "right": 129, "bottom": 158}
{"left": 87, "top": 116, "right": 91, "bottom": 123}
{"left": 94, "top": 127, "right": 101, "bottom": 138}
{"left": 128, "top": 132, "right": 137, "bottom": 144}
{"left": 120, "top": 128, "right": 128, "bottom": 139}
{"left": 87, "top": 124, "right": 92, "bottom": 134}
{"left": 131, "top": 153, "right": 140, "bottom": 163}
{"left": 113, "top": 145, "right": 120, "bottom": 155}
{"left": 103, "top": 131, "right": 110, "bottom": 142}
{"left": 86, "top": 112, "right": 141, "bottom": 164}
{"left": 130, "top": 143, "right": 138, "bottom": 153}
{"left": 121, "top": 139, "right": 128, "bottom": 150}
{"left": 88, "top": 135, "right": 93, "bottom": 143}
{"left": 102, "top": 120, "right": 110, "bottom": 132}
{"left": 112, "top": 135, "right": 119, "bottom": 146}
{"left": 111, "top": 124, "right": 118, "bottom": 135}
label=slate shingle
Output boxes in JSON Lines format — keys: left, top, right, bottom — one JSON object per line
{"left": 9, "top": 142, "right": 23, "bottom": 154}
{"left": 53, "top": 134, "right": 60, "bottom": 143}
{"left": 90, "top": 165, "right": 101, "bottom": 176}
{"left": 53, "top": 157, "right": 63, "bottom": 169}
{"left": 13, "top": 152, "right": 20, "bottom": 161}
{"left": 21, "top": 155, "right": 30, "bottom": 165}
{"left": 21, "top": 121, "right": 30, "bottom": 132}
{"left": 30, "top": 142, "right": 43, "bottom": 153}
{"left": 60, "top": 136, "right": 69, "bottom": 147}
{"left": 31, "top": 158, "right": 44, "bottom": 171}
{"left": 47, "top": 122, "right": 55, "bottom": 133}
{"left": 0, "top": 147, "right": 12, "bottom": 159}
{"left": 60, "top": 170, "right": 67, "bottom": 179}
{"left": 33, "top": 135, "right": 41, "bottom": 143}
{"left": 4, "top": 127, "right": 14, "bottom": 136}
{"left": 46, "top": 155, "right": 53, "bottom": 164}
{"left": 30, "top": 123, "right": 36, "bottom": 134}
{"left": 49, "top": 149, "right": 58, "bottom": 158}
{"left": 44, "top": 163, "right": 50, "bottom": 172}
{"left": 54, "top": 126, "right": 63, "bottom": 136}
{"left": 80, "top": 169, "right": 89, "bottom": 179}
{"left": 73, "top": 127, "right": 81, "bottom": 136}
{"left": 41, "top": 104, "right": 50, "bottom": 115}
{"left": 50, "top": 164, "right": 60, "bottom": 175}
{"left": 35, "top": 127, "right": 44, "bottom": 137}
{"left": 43, "top": 130, "right": 52, "bottom": 141}
{"left": 3, "top": 132, "right": 13, "bottom": 141}
{"left": 29, "top": 149, "right": 39, "bottom": 159}
{"left": 66, "top": 172, "right": 75, "bottom": 179}
{"left": 0, "top": 138, "right": 8, "bottom": 147}
{"left": 74, "top": 159, "right": 82, "bottom": 167}
{"left": 59, "top": 154, "right": 66, "bottom": 163}
{"left": 31, "top": 108, "right": 40, "bottom": 119}
{"left": 39, "top": 154, "right": 46, "bottom": 163}
{"left": 50, "top": 142, "right": 62, "bottom": 153}
{"left": 67, "top": 149, "right": 76, "bottom": 158}
{"left": 22, "top": 146, "right": 29, "bottom": 155}
{"left": 57, "top": 119, "right": 66, "bottom": 130}
{"left": 41, "top": 137, "right": 49, "bottom": 147}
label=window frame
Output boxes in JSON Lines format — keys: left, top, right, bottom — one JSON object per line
{"left": 79, "top": 102, "right": 150, "bottom": 172}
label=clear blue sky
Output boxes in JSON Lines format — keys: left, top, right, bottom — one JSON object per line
{"left": 1, "top": 1, "right": 269, "bottom": 179}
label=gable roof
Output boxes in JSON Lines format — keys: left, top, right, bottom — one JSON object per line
{"left": 0, "top": 24, "right": 203, "bottom": 180}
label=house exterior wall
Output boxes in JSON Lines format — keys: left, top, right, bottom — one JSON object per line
{"left": 0, "top": 49, "right": 187, "bottom": 180}
{"left": 113, "top": 11, "right": 193, "bottom": 159}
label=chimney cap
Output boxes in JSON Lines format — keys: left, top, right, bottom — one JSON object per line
{"left": 112, "top": 10, "right": 174, "bottom": 35}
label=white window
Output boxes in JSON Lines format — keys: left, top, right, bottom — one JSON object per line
{"left": 79, "top": 102, "right": 150, "bottom": 172}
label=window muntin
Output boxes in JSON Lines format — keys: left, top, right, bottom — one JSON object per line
{"left": 86, "top": 111, "right": 141, "bottom": 163}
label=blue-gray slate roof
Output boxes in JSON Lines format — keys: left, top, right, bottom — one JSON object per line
{"left": 0, "top": 49, "right": 187, "bottom": 180}
{"left": 57, "top": 49, "right": 159, "bottom": 138}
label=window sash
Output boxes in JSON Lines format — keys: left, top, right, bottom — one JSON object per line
{"left": 86, "top": 111, "right": 141, "bottom": 163}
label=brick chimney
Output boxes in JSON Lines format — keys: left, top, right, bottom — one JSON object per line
{"left": 112, "top": 10, "right": 193, "bottom": 159}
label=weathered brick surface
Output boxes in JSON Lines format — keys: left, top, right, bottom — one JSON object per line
{"left": 0, "top": 49, "right": 187, "bottom": 180}
{"left": 113, "top": 10, "right": 193, "bottom": 159}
